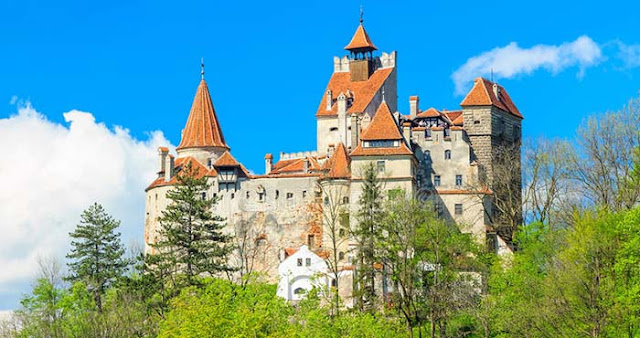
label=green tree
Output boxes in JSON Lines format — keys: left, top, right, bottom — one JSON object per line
{"left": 146, "top": 162, "right": 233, "bottom": 304}
{"left": 353, "top": 162, "right": 384, "bottom": 312}
{"left": 66, "top": 203, "right": 127, "bottom": 312}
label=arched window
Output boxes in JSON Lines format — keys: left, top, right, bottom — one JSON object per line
{"left": 294, "top": 288, "right": 306, "bottom": 295}
{"left": 444, "top": 150, "right": 451, "bottom": 160}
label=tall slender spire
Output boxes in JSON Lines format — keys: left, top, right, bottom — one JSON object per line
{"left": 344, "top": 11, "right": 377, "bottom": 52}
{"left": 201, "top": 58, "right": 205, "bottom": 80}
{"left": 176, "top": 74, "right": 229, "bottom": 151}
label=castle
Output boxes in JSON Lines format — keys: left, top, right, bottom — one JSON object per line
{"left": 144, "top": 18, "right": 522, "bottom": 302}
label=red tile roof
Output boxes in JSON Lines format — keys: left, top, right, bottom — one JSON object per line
{"left": 416, "top": 107, "right": 441, "bottom": 118}
{"left": 344, "top": 23, "right": 377, "bottom": 51}
{"left": 177, "top": 80, "right": 229, "bottom": 150}
{"left": 316, "top": 67, "right": 393, "bottom": 117}
{"left": 268, "top": 156, "right": 322, "bottom": 175}
{"left": 322, "top": 143, "right": 351, "bottom": 179}
{"left": 146, "top": 156, "right": 216, "bottom": 191}
{"left": 360, "top": 102, "right": 403, "bottom": 140}
{"left": 445, "top": 111, "right": 464, "bottom": 126}
{"left": 460, "top": 78, "right": 523, "bottom": 119}
{"left": 214, "top": 151, "right": 241, "bottom": 167}
{"left": 350, "top": 141, "right": 413, "bottom": 157}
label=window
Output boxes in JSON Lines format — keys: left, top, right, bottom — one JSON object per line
{"left": 339, "top": 252, "right": 345, "bottom": 261}
{"left": 258, "top": 192, "right": 265, "bottom": 201}
{"left": 230, "top": 193, "right": 235, "bottom": 199}
{"left": 207, "top": 158, "right": 213, "bottom": 168}
{"left": 275, "top": 190, "right": 279, "bottom": 199}
{"left": 330, "top": 127, "right": 338, "bottom": 132}
{"left": 286, "top": 192, "right": 293, "bottom": 199}
{"left": 455, "top": 204, "right": 463, "bottom": 215}
{"left": 444, "top": 128, "right": 451, "bottom": 138}
{"left": 324, "top": 196, "right": 329, "bottom": 205}
{"left": 425, "top": 128, "right": 432, "bottom": 138}
{"left": 201, "top": 192, "right": 207, "bottom": 200}
{"left": 342, "top": 196, "right": 349, "bottom": 204}
{"left": 302, "top": 190, "right": 307, "bottom": 198}
{"left": 368, "top": 140, "right": 395, "bottom": 148}
{"left": 456, "top": 175, "right": 463, "bottom": 186}
{"left": 297, "top": 258, "right": 303, "bottom": 267}
{"left": 435, "top": 202, "right": 444, "bottom": 216}
{"left": 308, "top": 234, "right": 315, "bottom": 248}
{"left": 339, "top": 228, "right": 346, "bottom": 236}
{"left": 423, "top": 150, "right": 431, "bottom": 161}
{"left": 444, "top": 150, "right": 451, "bottom": 160}
{"left": 377, "top": 160, "right": 385, "bottom": 173}
{"left": 246, "top": 191, "right": 250, "bottom": 199}
{"left": 434, "top": 175, "right": 441, "bottom": 186}
{"left": 294, "top": 288, "right": 305, "bottom": 295}
{"left": 305, "top": 258, "right": 311, "bottom": 266}
{"left": 331, "top": 279, "right": 337, "bottom": 287}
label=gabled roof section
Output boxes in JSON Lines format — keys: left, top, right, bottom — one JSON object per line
{"left": 214, "top": 151, "right": 241, "bottom": 167}
{"left": 350, "top": 141, "right": 413, "bottom": 157}
{"left": 445, "top": 111, "right": 464, "bottom": 126}
{"left": 146, "top": 156, "right": 216, "bottom": 191}
{"left": 360, "top": 102, "right": 403, "bottom": 140}
{"left": 416, "top": 107, "right": 441, "bottom": 118}
{"left": 322, "top": 143, "right": 351, "bottom": 179}
{"left": 316, "top": 67, "right": 393, "bottom": 117}
{"left": 344, "top": 23, "right": 377, "bottom": 51}
{"left": 177, "top": 80, "right": 229, "bottom": 150}
{"left": 460, "top": 78, "right": 523, "bottom": 119}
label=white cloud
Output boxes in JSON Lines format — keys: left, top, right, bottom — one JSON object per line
{"left": 452, "top": 35, "right": 603, "bottom": 95}
{"left": 616, "top": 42, "right": 640, "bottom": 68}
{"left": 0, "top": 103, "right": 172, "bottom": 310}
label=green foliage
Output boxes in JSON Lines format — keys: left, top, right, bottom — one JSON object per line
{"left": 66, "top": 203, "right": 128, "bottom": 312}
{"left": 353, "top": 162, "right": 385, "bottom": 311}
{"left": 146, "top": 162, "right": 234, "bottom": 307}
{"left": 159, "top": 278, "right": 292, "bottom": 337}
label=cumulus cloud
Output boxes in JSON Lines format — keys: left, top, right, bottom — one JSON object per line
{"left": 452, "top": 35, "right": 603, "bottom": 95}
{"left": 0, "top": 103, "right": 172, "bottom": 310}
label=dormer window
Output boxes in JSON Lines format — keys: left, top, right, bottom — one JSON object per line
{"left": 364, "top": 140, "right": 398, "bottom": 148}
{"left": 218, "top": 168, "right": 237, "bottom": 182}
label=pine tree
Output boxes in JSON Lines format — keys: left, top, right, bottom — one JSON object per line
{"left": 353, "top": 162, "right": 384, "bottom": 311}
{"left": 66, "top": 203, "right": 127, "bottom": 312}
{"left": 146, "top": 162, "right": 233, "bottom": 293}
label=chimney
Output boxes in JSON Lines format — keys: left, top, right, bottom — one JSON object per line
{"left": 264, "top": 153, "right": 273, "bottom": 174}
{"left": 303, "top": 158, "right": 310, "bottom": 173}
{"left": 164, "top": 155, "right": 174, "bottom": 182}
{"left": 402, "top": 122, "right": 412, "bottom": 146}
{"left": 326, "top": 90, "right": 332, "bottom": 111}
{"left": 350, "top": 114, "right": 359, "bottom": 150}
{"left": 409, "top": 96, "right": 419, "bottom": 118}
{"left": 158, "top": 147, "right": 169, "bottom": 178}
{"left": 337, "top": 93, "right": 347, "bottom": 116}
{"left": 492, "top": 83, "right": 500, "bottom": 101}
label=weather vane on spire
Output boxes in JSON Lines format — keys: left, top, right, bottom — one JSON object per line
{"left": 360, "top": 5, "right": 364, "bottom": 23}
{"left": 201, "top": 58, "right": 205, "bottom": 80}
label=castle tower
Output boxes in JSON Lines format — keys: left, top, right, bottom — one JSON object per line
{"left": 460, "top": 77, "right": 523, "bottom": 235}
{"left": 176, "top": 74, "right": 229, "bottom": 165}
{"left": 316, "top": 17, "right": 398, "bottom": 154}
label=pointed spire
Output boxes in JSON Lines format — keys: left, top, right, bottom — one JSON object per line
{"left": 201, "top": 58, "right": 205, "bottom": 80}
{"left": 344, "top": 12, "right": 377, "bottom": 52}
{"left": 176, "top": 78, "right": 229, "bottom": 151}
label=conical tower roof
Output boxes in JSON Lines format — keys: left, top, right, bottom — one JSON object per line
{"left": 344, "top": 21, "right": 377, "bottom": 51}
{"left": 177, "top": 79, "right": 229, "bottom": 150}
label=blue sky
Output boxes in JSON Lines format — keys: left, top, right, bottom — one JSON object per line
{"left": 1, "top": 0, "right": 640, "bottom": 310}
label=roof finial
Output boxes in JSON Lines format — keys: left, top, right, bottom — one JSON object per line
{"left": 382, "top": 86, "right": 386, "bottom": 102}
{"left": 360, "top": 5, "right": 364, "bottom": 24}
{"left": 490, "top": 68, "right": 494, "bottom": 83}
{"left": 201, "top": 58, "right": 205, "bottom": 80}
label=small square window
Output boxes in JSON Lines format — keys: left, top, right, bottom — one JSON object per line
{"left": 230, "top": 193, "right": 235, "bottom": 199}
{"left": 456, "top": 175, "right": 463, "bottom": 186}
{"left": 201, "top": 192, "right": 207, "bottom": 200}
{"left": 297, "top": 258, "right": 303, "bottom": 267}
{"left": 376, "top": 160, "right": 385, "bottom": 172}
{"left": 434, "top": 175, "right": 441, "bottom": 187}
{"left": 455, "top": 204, "right": 463, "bottom": 215}
{"left": 286, "top": 192, "right": 293, "bottom": 199}
{"left": 305, "top": 258, "right": 311, "bottom": 266}
{"left": 342, "top": 196, "right": 349, "bottom": 204}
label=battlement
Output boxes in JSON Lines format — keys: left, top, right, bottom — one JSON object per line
{"left": 279, "top": 150, "right": 318, "bottom": 160}
{"left": 332, "top": 51, "right": 396, "bottom": 73}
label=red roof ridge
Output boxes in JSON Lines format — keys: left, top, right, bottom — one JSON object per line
{"left": 322, "top": 142, "right": 351, "bottom": 179}
{"left": 359, "top": 102, "right": 403, "bottom": 141}
{"left": 460, "top": 77, "right": 522, "bottom": 119}
{"left": 177, "top": 79, "right": 229, "bottom": 150}
{"left": 214, "top": 151, "right": 241, "bottom": 167}
{"left": 344, "top": 23, "right": 377, "bottom": 51}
